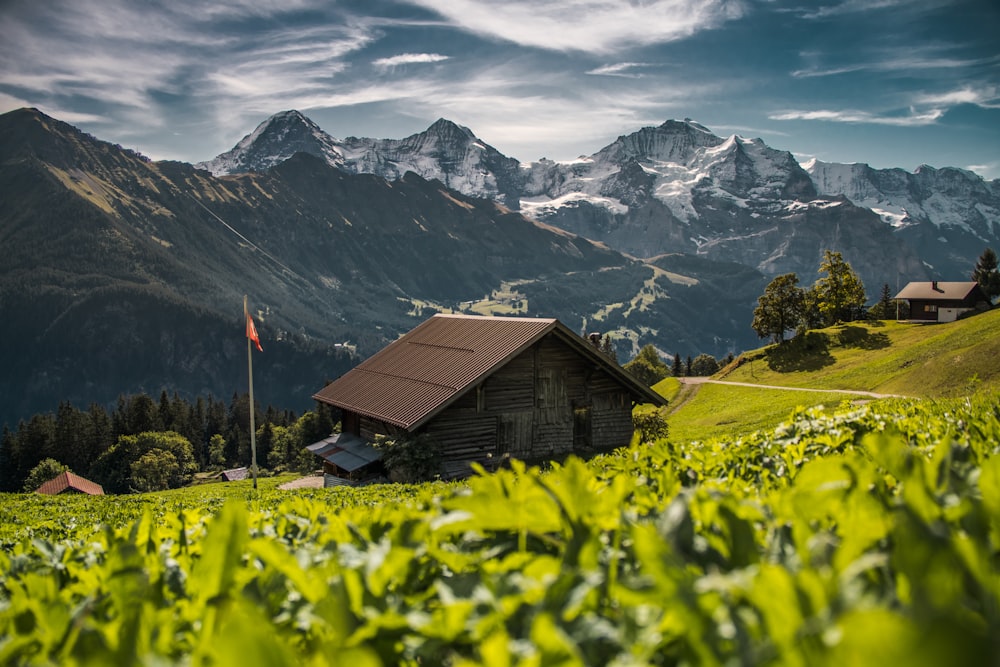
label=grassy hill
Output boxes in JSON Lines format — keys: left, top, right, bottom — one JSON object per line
{"left": 720, "top": 308, "right": 1000, "bottom": 397}
{"left": 659, "top": 308, "right": 1000, "bottom": 444}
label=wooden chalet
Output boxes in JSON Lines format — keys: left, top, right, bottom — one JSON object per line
{"left": 36, "top": 471, "right": 104, "bottom": 495}
{"left": 312, "top": 314, "right": 667, "bottom": 481}
{"left": 894, "top": 281, "right": 991, "bottom": 323}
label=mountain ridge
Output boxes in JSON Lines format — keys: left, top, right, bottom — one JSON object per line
{"left": 2, "top": 107, "right": 767, "bottom": 427}
{"left": 196, "top": 109, "right": 998, "bottom": 289}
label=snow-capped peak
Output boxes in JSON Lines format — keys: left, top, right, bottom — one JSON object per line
{"left": 195, "top": 109, "right": 345, "bottom": 176}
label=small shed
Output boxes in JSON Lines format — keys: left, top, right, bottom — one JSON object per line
{"left": 306, "top": 432, "right": 384, "bottom": 486}
{"left": 221, "top": 467, "right": 249, "bottom": 481}
{"left": 312, "top": 314, "right": 667, "bottom": 479}
{"left": 894, "top": 281, "right": 991, "bottom": 322}
{"left": 36, "top": 471, "right": 104, "bottom": 496}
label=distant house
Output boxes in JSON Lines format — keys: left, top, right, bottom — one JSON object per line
{"left": 221, "top": 467, "right": 249, "bottom": 481}
{"left": 36, "top": 471, "right": 104, "bottom": 496}
{"left": 312, "top": 314, "right": 667, "bottom": 481}
{"left": 894, "top": 281, "right": 991, "bottom": 323}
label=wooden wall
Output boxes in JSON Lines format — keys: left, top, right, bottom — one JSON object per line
{"left": 348, "top": 333, "right": 639, "bottom": 479}
{"left": 424, "top": 333, "right": 636, "bottom": 477}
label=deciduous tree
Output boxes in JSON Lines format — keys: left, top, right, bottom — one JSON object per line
{"left": 92, "top": 431, "right": 196, "bottom": 493}
{"left": 690, "top": 354, "right": 720, "bottom": 376}
{"left": 813, "top": 250, "right": 867, "bottom": 325}
{"left": 752, "top": 273, "right": 805, "bottom": 343}
{"left": 22, "top": 458, "right": 68, "bottom": 492}
{"left": 623, "top": 345, "right": 671, "bottom": 386}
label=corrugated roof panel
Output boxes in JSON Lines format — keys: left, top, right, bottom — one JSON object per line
{"left": 36, "top": 471, "right": 104, "bottom": 495}
{"left": 307, "top": 432, "right": 383, "bottom": 472}
{"left": 315, "top": 314, "right": 557, "bottom": 429}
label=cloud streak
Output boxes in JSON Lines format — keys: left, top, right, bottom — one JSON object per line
{"left": 398, "top": 0, "right": 747, "bottom": 53}
{"left": 373, "top": 53, "right": 451, "bottom": 68}
{"left": 770, "top": 108, "right": 945, "bottom": 126}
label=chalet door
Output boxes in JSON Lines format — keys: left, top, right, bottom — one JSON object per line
{"left": 498, "top": 413, "right": 533, "bottom": 459}
{"left": 536, "top": 368, "right": 569, "bottom": 424}
{"left": 573, "top": 406, "right": 592, "bottom": 451}
{"left": 535, "top": 368, "right": 573, "bottom": 455}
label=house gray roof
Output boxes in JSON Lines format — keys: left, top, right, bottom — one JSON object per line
{"left": 313, "top": 313, "right": 666, "bottom": 431}
{"left": 307, "top": 432, "right": 382, "bottom": 472}
{"left": 895, "top": 281, "right": 982, "bottom": 301}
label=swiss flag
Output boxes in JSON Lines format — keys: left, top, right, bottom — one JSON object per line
{"left": 246, "top": 311, "right": 263, "bottom": 352}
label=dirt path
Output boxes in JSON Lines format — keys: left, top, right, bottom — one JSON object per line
{"left": 277, "top": 475, "right": 325, "bottom": 490}
{"left": 672, "top": 377, "right": 906, "bottom": 408}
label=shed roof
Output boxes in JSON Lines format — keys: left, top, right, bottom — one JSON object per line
{"left": 895, "top": 281, "right": 981, "bottom": 301}
{"left": 307, "top": 432, "right": 382, "bottom": 472}
{"left": 313, "top": 313, "right": 665, "bottom": 431}
{"left": 221, "top": 467, "right": 249, "bottom": 481}
{"left": 36, "top": 471, "right": 104, "bottom": 495}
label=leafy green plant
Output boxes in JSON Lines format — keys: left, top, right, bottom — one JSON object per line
{"left": 2, "top": 394, "right": 999, "bottom": 665}
{"left": 21, "top": 458, "right": 69, "bottom": 492}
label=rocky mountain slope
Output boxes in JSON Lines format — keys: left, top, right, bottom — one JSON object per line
{"left": 201, "top": 111, "right": 998, "bottom": 291}
{"left": 1, "top": 108, "right": 763, "bottom": 426}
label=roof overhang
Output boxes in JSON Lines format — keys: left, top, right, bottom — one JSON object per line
{"left": 307, "top": 432, "right": 382, "bottom": 472}
{"left": 313, "top": 314, "right": 667, "bottom": 432}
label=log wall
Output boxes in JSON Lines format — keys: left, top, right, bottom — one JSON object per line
{"left": 348, "top": 333, "right": 640, "bottom": 479}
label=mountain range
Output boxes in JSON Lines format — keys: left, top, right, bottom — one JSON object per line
{"left": 198, "top": 110, "right": 1000, "bottom": 289}
{"left": 2, "top": 107, "right": 997, "bottom": 427}
{"left": 1, "top": 108, "right": 765, "bottom": 427}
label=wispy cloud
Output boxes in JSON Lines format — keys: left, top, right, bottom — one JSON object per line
{"left": 586, "top": 63, "right": 654, "bottom": 78}
{"left": 914, "top": 86, "right": 1000, "bottom": 109}
{"left": 770, "top": 107, "right": 945, "bottom": 126}
{"left": 398, "top": 0, "right": 747, "bottom": 53}
{"left": 792, "top": 51, "right": 1000, "bottom": 78}
{"left": 796, "top": 0, "right": 949, "bottom": 20}
{"left": 373, "top": 53, "right": 450, "bottom": 68}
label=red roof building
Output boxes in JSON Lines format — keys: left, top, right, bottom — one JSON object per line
{"left": 36, "top": 471, "right": 105, "bottom": 495}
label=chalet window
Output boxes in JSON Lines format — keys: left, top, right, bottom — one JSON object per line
{"left": 476, "top": 384, "right": 486, "bottom": 412}
{"left": 924, "top": 304, "right": 937, "bottom": 312}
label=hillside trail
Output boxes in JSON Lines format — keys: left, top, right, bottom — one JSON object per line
{"left": 667, "top": 377, "right": 906, "bottom": 415}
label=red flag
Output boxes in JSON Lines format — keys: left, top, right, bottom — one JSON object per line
{"left": 246, "top": 311, "right": 263, "bottom": 352}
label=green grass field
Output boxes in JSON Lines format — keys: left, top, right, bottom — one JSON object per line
{"left": 650, "top": 308, "right": 1000, "bottom": 445}
{"left": 718, "top": 308, "right": 1000, "bottom": 397}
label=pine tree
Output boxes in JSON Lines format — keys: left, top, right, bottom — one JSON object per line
{"left": 971, "top": 247, "right": 1000, "bottom": 302}
{"left": 869, "top": 283, "right": 896, "bottom": 320}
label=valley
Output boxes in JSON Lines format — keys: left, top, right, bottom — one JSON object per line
{"left": 1, "top": 106, "right": 998, "bottom": 428}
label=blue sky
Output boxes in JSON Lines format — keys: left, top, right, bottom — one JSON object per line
{"left": 2, "top": 0, "right": 998, "bottom": 178}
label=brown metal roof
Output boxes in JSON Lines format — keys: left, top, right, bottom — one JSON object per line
{"left": 36, "top": 471, "right": 104, "bottom": 495}
{"left": 314, "top": 313, "right": 665, "bottom": 430}
{"left": 895, "top": 281, "right": 980, "bottom": 300}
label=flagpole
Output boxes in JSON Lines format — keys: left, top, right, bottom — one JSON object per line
{"left": 245, "top": 295, "right": 259, "bottom": 490}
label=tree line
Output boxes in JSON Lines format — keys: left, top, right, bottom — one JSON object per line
{"left": 623, "top": 347, "right": 734, "bottom": 387}
{"left": 751, "top": 248, "right": 1000, "bottom": 344}
{"left": 1, "top": 392, "right": 336, "bottom": 494}
{"left": 620, "top": 247, "right": 1000, "bottom": 388}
